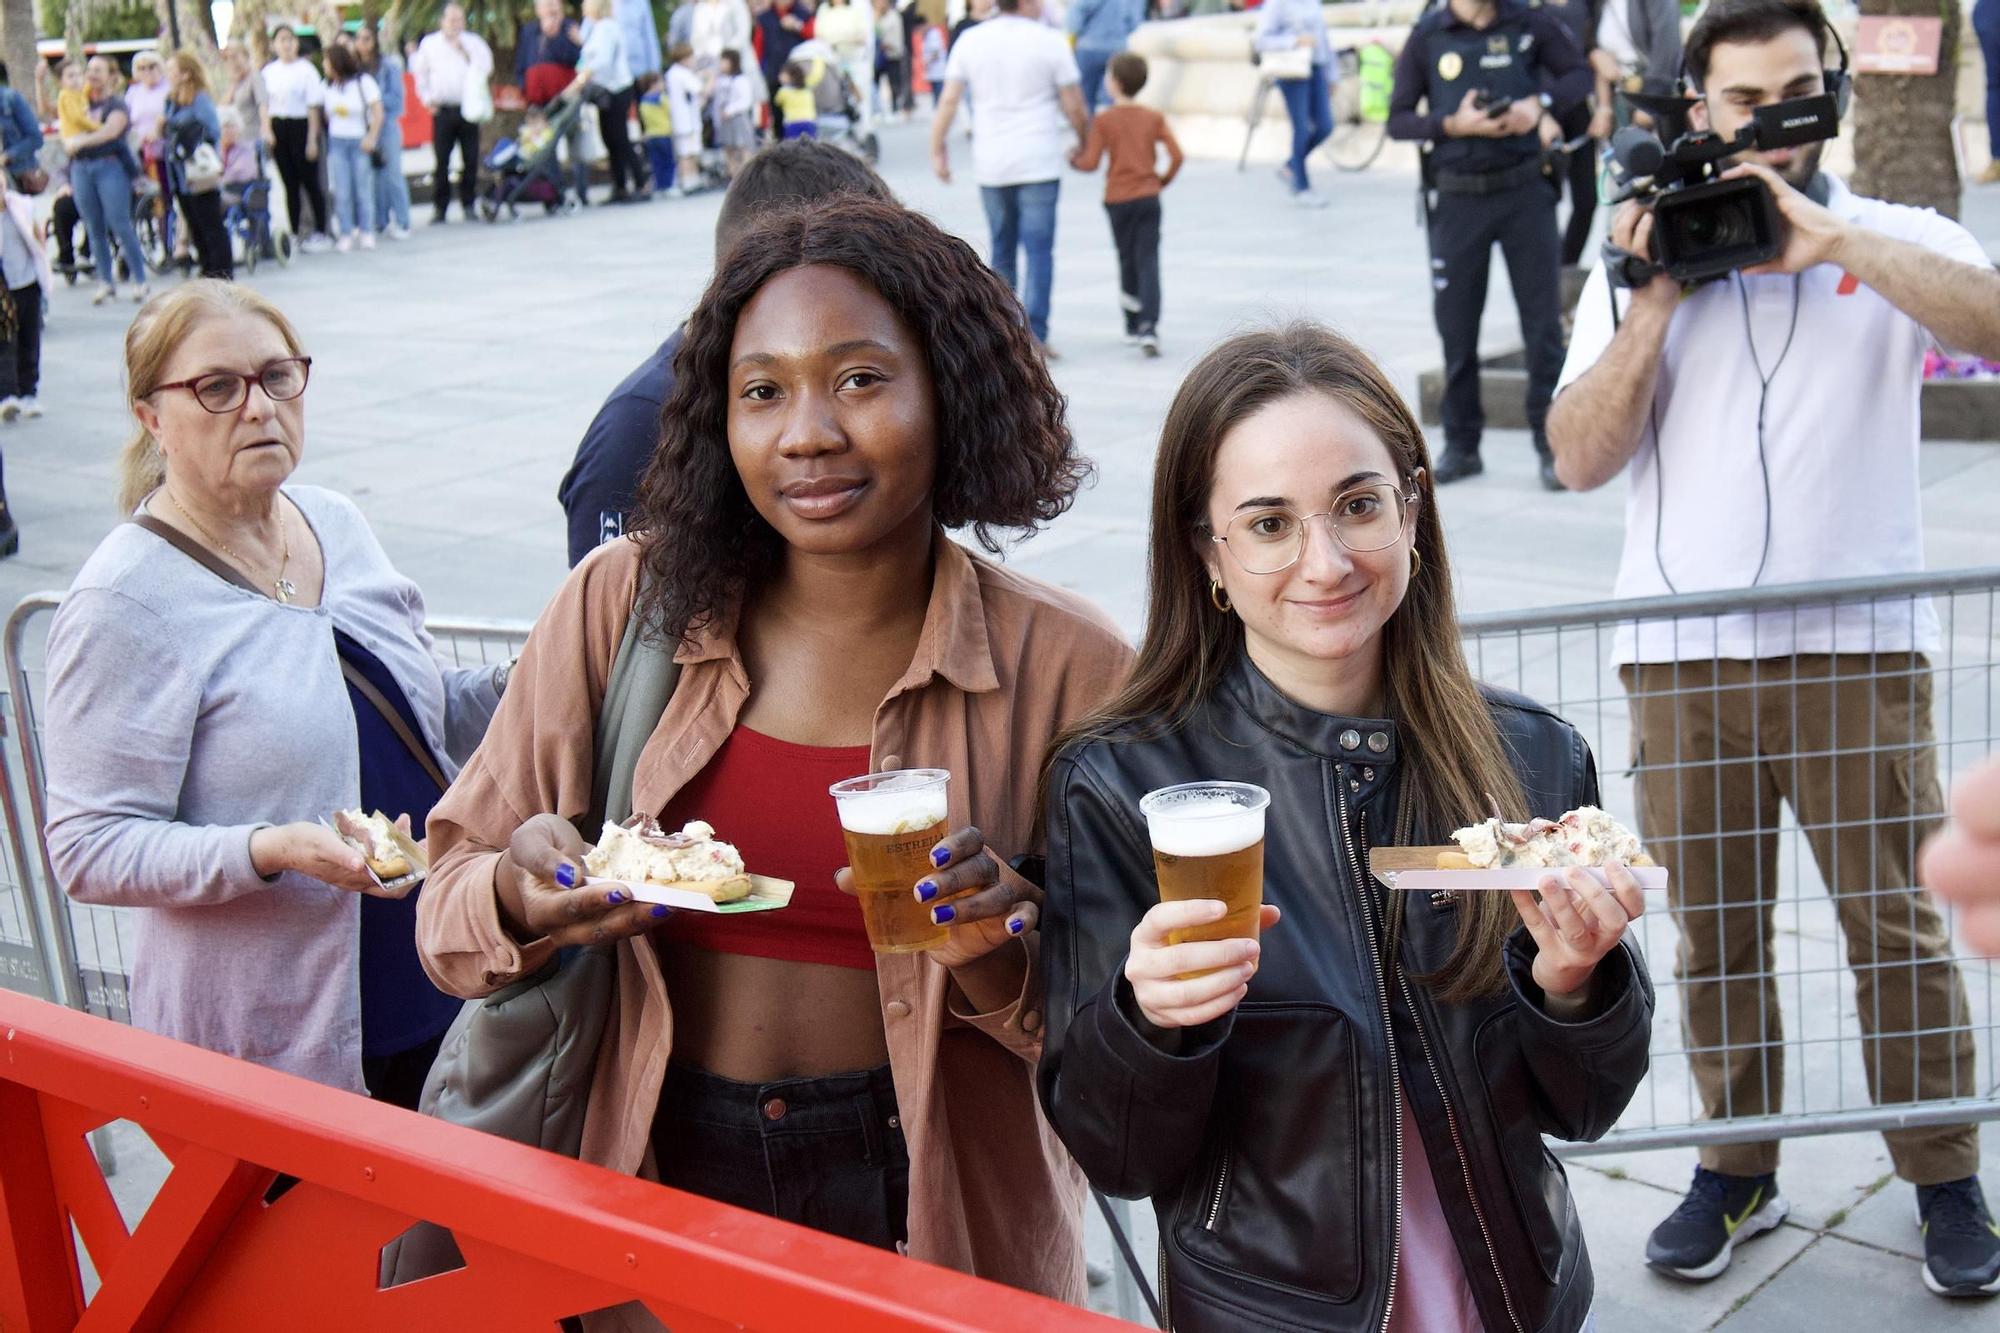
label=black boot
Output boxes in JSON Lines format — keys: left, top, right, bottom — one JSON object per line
{"left": 1433, "top": 447, "right": 1484, "bottom": 485}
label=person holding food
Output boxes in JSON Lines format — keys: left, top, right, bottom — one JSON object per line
{"left": 418, "top": 194, "right": 1129, "bottom": 1306}
{"left": 41, "top": 281, "right": 507, "bottom": 1106}
{"left": 1036, "top": 323, "right": 1653, "bottom": 1333}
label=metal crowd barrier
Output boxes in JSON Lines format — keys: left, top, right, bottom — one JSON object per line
{"left": 2, "top": 570, "right": 1996, "bottom": 1325}
{"left": 1462, "top": 567, "right": 2000, "bottom": 1157}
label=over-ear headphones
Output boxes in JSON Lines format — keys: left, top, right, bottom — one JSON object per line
{"left": 1677, "top": 10, "right": 1851, "bottom": 118}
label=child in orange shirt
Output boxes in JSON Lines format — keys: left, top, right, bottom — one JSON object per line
{"left": 1069, "top": 53, "right": 1183, "bottom": 357}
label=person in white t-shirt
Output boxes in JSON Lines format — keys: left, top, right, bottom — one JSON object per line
{"left": 320, "top": 42, "right": 384, "bottom": 252}
{"left": 1547, "top": 0, "right": 2000, "bottom": 1300}
{"left": 260, "top": 26, "right": 333, "bottom": 251}
{"left": 929, "top": 0, "right": 1085, "bottom": 355}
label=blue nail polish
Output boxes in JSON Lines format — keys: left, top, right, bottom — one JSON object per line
{"left": 651, "top": 905, "right": 669, "bottom": 918}
{"left": 554, "top": 862, "right": 577, "bottom": 889}
{"left": 606, "top": 889, "right": 626, "bottom": 905}
{"left": 931, "top": 847, "right": 952, "bottom": 868}
{"left": 931, "top": 903, "right": 956, "bottom": 925}
{"left": 1007, "top": 916, "right": 1025, "bottom": 935}
{"left": 915, "top": 880, "right": 938, "bottom": 903}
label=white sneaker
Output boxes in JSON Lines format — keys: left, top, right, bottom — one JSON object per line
{"left": 0, "top": 397, "right": 19, "bottom": 423}
{"left": 92, "top": 284, "right": 116, "bottom": 305}
{"left": 129, "top": 284, "right": 152, "bottom": 303}
{"left": 300, "top": 233, "right": 334, "bottom": 254}
{"left": 19, "top": 396, "right": 40, "bottom": 418}
{"left": 386, "top": 223, "right": 411, "bottom": 241}
{"left": 335, "top": 234, "right": 355, "bottom": 253}
{"left": 358, "top": 232, "right": 377, "bottom": 250}
{"left": 1292, "top": 189, "right": 1330, "bottom": 209}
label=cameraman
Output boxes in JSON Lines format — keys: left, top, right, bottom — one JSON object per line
{"left": 1388, "top": 0, "right": 1591, "bottom": 491}
{"left": 1548, "top": 0, "right": 2000, "bottom": 1299}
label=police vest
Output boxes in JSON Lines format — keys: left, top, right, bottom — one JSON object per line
{"left": 1423, "top": 9, "right": 1545, "bottom": 172}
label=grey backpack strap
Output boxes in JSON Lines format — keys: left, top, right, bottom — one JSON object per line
{"left": 589, "top": 594, "right": 684, "bottom": 831}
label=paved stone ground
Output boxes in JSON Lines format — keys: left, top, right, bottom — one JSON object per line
{"left": 15, "top": 119, "right": 2000, "bottom": 1326}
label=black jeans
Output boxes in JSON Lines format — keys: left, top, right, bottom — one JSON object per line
{"left": 1105, "top": 195, "right": 1162, "bottom": 336}
{"left": 651, "top": 1061, "right": 909, "bottom": 1251}
{"left": 270, "top": 116, "right": 328, "bottom": 236}
{"left": 1558, "top": 104, "right": 1597, "bottom": 268}
{"left": 0, "top": 283, "right": 41, "bottom": 400}
{"left": 595, "top": 87, "right": 638, "bottom": 196}
{"left": 1428, "top": 179, "right": 1563, "bottom": 457}
{"left": 430, "top": 103, "right": 482, "bottom": 215}
{"left": 177, "top": 188, "right": 233, "bottom": 280}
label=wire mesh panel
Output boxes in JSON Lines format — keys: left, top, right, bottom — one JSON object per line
{"left": 0, "top": 598, "right": 534, "bottom": 1024}
{"left": 1463, "top": 569, "right": 2000, "bottom": 1155}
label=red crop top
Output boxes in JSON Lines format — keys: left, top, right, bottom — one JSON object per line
{"left": 656, "top": 725, "right": 879, "bottom": 971}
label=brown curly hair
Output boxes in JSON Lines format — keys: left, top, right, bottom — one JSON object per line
{"left": 630, "top": 195, "right": 1090, "bottom": 648}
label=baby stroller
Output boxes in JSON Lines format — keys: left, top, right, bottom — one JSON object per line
{"left": 790, "top": 42, "right": 880, "bottom": 165}
{"left": 224, "top": 143, "right": 293, "bottom": 274}
{"left": 477, "top": 97, "right": 587, "bottom": 221}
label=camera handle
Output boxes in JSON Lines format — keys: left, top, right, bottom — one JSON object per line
{"left": 1601, "top": 239, "right": 1663, "bottom": 290}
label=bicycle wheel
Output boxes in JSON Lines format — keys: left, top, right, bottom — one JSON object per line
{"left": 1324, "top": 54, "right": 1385, "bottom": 172}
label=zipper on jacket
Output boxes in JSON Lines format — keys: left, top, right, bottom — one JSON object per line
{"left": 1203, "top": 1148, "right": 1233, "bottom": 1231}
{"left": 1395, "top": 966, "right": 1526, "bottom": 1333}
{"left": 1334, "top": 768, "right": 1403, "bottom": 1333}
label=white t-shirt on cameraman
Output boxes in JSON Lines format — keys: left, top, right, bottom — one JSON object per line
{"left": 1558, "top": 173, "right": 1991, "bottom": 666}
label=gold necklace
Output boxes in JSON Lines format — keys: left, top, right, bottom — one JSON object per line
{"left": 168, "top": 492, "right": 297, "bottom": 603}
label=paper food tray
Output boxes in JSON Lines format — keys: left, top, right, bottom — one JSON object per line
{"left": 1368, "top": 846, "right": 1669, "bottom": 893}
{"left": 585, "top": 873, "right": 795, "bottom": 914}
{"left": 323, "top": 813, "right": 427, "bottom": 892}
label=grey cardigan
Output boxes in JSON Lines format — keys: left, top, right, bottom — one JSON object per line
{"left": 43, "top": 485, "right": 504, "bottom": 1093}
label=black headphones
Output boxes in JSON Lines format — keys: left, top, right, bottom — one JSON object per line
{"left": 1678, "top": 12, "right": 1851, "bottom": 118}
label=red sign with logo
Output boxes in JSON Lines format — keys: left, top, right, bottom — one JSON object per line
{"left": 1854, "top": 16, "right": 1943, "bottom": 75}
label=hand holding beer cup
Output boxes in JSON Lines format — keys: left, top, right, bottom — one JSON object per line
{"left": 830, "top": 767, "right": 1037, "bottom": 967}
{"left": 1127, "top": 898, "right": 1282, "bottom": 1030}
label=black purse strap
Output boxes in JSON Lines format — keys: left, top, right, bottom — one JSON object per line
{"left": 131, "top": 509, "right": 449, "bottom": 793}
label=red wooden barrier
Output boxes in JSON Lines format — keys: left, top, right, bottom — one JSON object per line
{"left": 0, "top": 992, "right": 1129, "bottom": 1331}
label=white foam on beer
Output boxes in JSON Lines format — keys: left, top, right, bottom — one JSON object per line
{"left": 1146, "top": 799, "right": 1264, "bottom": 858}
{"left": 835, "top": 786, "right": 948, "bottom": 836}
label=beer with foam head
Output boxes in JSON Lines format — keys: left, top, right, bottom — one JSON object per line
{"left": 1140, "top": 783, "right": 1270, "bottom": 976}
{"left": 830, "top": 769, "right": 952, "bottom": 953}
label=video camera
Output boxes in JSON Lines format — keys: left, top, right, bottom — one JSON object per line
{"left": 1600, "top": 87, "right": 1842, "bottom": 287}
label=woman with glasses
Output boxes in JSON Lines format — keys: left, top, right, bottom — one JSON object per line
{"left": 1037, "top": 323, "right": 1653, "bottom": 1332}
{"left": 41, "top": 281, "right": 507, "bottom": 1106}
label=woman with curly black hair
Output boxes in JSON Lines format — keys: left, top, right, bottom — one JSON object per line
{"left": 420, "top": 194, "right": 1130, "bottom": 1307}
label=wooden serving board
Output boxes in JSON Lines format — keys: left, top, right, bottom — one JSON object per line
{"left": 1367, "top": 847, "right": 1669, "bottom": 893}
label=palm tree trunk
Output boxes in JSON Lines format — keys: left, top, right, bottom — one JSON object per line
{"left": 0, "top": 0, "right": 39, "bottom": 114}
{"left": 1850, "top": 0, "right": 1964, "bottom": 218}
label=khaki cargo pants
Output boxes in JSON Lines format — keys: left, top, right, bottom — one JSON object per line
{"left": 1621, "top": 655, "right": 1977, "bottom": 1184}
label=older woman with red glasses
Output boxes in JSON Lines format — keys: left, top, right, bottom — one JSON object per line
{"left": 41, "top": 281, "right": 508, "bottom": 1109}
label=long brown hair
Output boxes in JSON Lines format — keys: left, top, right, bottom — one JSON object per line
{"left": 1049, "top": 323, "right": 1526, "bottom": 1002}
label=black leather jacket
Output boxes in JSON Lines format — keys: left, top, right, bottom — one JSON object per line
{"left": 1039, "top": 655, "right": 1654, "bottom": 1333}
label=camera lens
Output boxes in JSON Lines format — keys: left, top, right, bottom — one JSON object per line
{"left": 1667, "top": 197, "right": 1755, "bottom": 255}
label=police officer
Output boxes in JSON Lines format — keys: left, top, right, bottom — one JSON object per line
{"left": 1389, "top": 0, "right": 1591, "bottom": 489}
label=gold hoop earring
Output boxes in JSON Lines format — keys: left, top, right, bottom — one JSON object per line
{"left": 1409, "top": 547, "right": 1423, "bottom": 580}
{"left": 1209, "top": 580, "right": 1232, "bottom": 613}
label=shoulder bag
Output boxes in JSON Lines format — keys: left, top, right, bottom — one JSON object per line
{"left": 381, "top": 592, "right": 680, "bottom": 1285}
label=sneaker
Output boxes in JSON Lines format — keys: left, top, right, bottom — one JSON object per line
{"left": 335, "top": 234, "right": 355, "bottom": 253}
{"left": 358, "top": 232, "right": 377, "bottom": 250}
{"left": 1274, "top": 164, "right": 1296, "bottom": 191}
{"left": 128, "top": 284, "right": 151, "bottom": 304}
{"left": 1646, "top": 1168, "right": 1789, "bottom": 1281}
{"left": 1123, "top": 333, "right": 1142, "bottom": 346}
{"left": 1432, "top": 447, "right": 1485, "bottom": 485}
{"left": 19, "top": 396, "right": 40, "bottom": 418}
{"left": 1917, "top": 1177, "right": 2000, "bottom": 1296}
{"left": 300, "top": 233, "right": 334, "bottom": 253}
{"left": 1539, "top": 456, "right": 1566, "bottom": 491}
{"left": 1292, "top": 189, "right": 1330, "bottom": 209}
{"left": 0, "top": 397, "right": 18, "bottom": 423}
{"left": 386, "top": 223, "right": 411, "bottom": 241}
{"left": 92, "top": 284, "right": 116, "bottom": 306}
{"left": 1140, "top": 334, "right": 1160, "bottom": 358}
{"left": 1034, "top": 339, "right": 1062, "bottom": 363}
{"left": 430, "top": 211, "right": 450, "bottom": 226}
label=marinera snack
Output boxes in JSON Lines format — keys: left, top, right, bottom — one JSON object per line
{"left": 585, "top": 816, "right": 751, "bottom": 903}
{"left": 1442, "top": 805, "right": 1655, "bottom": 871}
{"left": 333, "top": 809, "right": 412, "bottom": 880}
